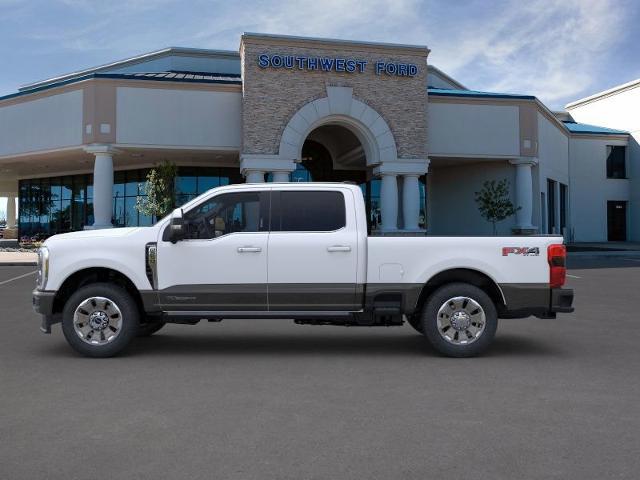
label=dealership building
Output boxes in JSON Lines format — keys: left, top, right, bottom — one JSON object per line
{"left": 0, "top": 33, "right": 636, "bottom": 241}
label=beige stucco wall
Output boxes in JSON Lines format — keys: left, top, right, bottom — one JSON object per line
{"left": 0, "top": 89, "right": 83, "bottom": 157}
{"left": 240, "top": 35, "right": 429, "bottom": 160}
{"left": 427, "top": 102, "right": 520, "bottom": 157}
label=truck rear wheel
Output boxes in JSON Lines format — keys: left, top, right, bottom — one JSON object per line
{"left": 61, "top": 283, "right": 139, "bottom": 358}
{"left": 421, "top": 282, "right": 497, "bottom": 357}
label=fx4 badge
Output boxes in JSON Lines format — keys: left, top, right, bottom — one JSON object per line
{"left": 502, "top": 246, "right": 540, "bottom": 256}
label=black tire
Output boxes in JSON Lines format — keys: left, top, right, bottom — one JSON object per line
{"left": 407, "top": 316, "right": 424, "bottom": 334}
{"left": 421, "top": 282, "right": 498, "bottom": 357}
{"left": 61, "top": 283, "right": 140, "bottom": 358}
{"left": 137, "top": 321, "right": 166, "bottom": 337}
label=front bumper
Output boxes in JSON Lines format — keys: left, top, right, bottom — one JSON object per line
{"left": 32, "top": 289, "right": 59, "bottom": 334}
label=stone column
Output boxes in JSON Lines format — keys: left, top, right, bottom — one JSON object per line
{"left": 379, "top": 173, "right": 398, "bottom": 232}
{"left": 85, "top": 145, "right": 117, "bottom": 229}
{"left": 402, "top": 174, "right": 421, "bottom": 231}
{"left": 6, "top": 195, "right": 16, "bottom": 229}
{"left": 509, "top": 157, "right": 538, "bottom": 233}
{"left": 271, "top": 171, "right": 290, "bottom": 182}
{"left": 244, "top": 170, "right": 265, "bottom": 183}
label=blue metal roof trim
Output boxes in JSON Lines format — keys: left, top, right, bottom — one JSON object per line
{"left": 428, "top": 87, "right": 536, "bottom": 100}
{"left": 0, "top": 72, "right": 242, "bottom": 102}
{"left": 562, "top": 121, "right": 628, "bottom": 135}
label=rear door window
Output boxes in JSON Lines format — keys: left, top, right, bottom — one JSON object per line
{"left": 272, "top": 191, "right": 346, "bottom": 232}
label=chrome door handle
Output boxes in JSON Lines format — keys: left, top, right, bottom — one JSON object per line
{"left": 237, "top": 247, "right": 262, "bottom": 253}
{"left": 327, "top": 245, "right": 351, "bottom": 252}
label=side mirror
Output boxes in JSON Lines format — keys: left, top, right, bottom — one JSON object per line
{"left": 168, "top": 209, "right": 186, "bottom": 244}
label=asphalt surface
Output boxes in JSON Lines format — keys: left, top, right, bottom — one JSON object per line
{"left": 1, "top": 257, "right": 639, "bottom": 480}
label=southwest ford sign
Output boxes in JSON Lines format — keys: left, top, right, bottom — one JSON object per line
{"left": 257, "top": 54, "right": 418, "bottom": 77}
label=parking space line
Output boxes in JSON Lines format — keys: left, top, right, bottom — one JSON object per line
{"left": 566, "top": 274, "right": 581, "bottom": 279}
{"left": 0, "top": 271, "right": 37, "bottom": 287}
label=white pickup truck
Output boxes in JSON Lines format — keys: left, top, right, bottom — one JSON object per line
{"left": 33, "top": 183, "right": 573, "bottom": 358}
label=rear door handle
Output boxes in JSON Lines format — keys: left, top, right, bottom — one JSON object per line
{"left": 237, "top": 247, "right": 262, "bottom": 253}
{"left": 327, "top": 245, "right": 351, "bottom": 252}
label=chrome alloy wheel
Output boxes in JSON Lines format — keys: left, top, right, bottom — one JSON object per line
{"left": 436, "top": 296, "right": 486, "bottom": 345}
{"left": 73, "top": 297, "right": 123, "bottom": 346}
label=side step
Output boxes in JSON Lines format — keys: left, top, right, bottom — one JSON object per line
{"left": 160, "top": 310, "right": 404, "bottom": 326}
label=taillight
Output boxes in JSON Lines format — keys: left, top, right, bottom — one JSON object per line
{"left": 548, "top": 244, "right": 566, "bottom": 288}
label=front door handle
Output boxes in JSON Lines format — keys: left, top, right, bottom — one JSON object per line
{"left": 237, "top": 246, "right": 262, "bottom": 253}
{"left": 327, "top": 245, "right": 351, "bottom": 252}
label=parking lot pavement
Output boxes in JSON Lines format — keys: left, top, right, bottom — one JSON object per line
{"left": 1, "top": 259, "right": 639, "bottom": 480}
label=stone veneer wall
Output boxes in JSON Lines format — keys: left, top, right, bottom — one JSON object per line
{"left": 240, "top": 36, "right": 429, "bottom": 160}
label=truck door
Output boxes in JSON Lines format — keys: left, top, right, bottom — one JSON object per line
{"left": 155, "top": 189, "right": 270, "bottom": 311}
{"left": 267, "top": 188, "right": 360, "bottom": 311}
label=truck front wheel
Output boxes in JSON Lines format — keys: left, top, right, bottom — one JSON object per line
{"left": 421, "top": 283, "right": 498, "bottom": 357}
{"left": 61, "top": 283, "right": 140, "bottom": 358}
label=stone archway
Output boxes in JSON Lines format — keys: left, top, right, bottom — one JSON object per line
{"left": 278, "top": 86, "right": 398, "bottom": 167}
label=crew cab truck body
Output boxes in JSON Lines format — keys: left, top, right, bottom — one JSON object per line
{"left": 33, "top": 183, "right": 574, "bottom": 357}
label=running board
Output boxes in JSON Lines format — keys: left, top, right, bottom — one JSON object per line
{"left": 161, "top": 310, "right": 359, "bottom": 322}
{"left": 160, "top": 310, "right": 404, "bottom": 327}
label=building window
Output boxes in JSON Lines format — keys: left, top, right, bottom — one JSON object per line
{"left": 540, "top": 192, "right": 547, "bottom": 233}
{"left": 606, "top": 146, "right": 626, "bottom": 179}
{"left": 560, "top": 183, "right": 568, "bottom": 231}
{"left": 18, "top": 166, "right": 243, "bottom": 239}
{"left": 547, "top": 179, "right": 556, "bottom": 234}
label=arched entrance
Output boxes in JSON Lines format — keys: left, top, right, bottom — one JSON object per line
{"left": 241, "top": 86, "right": 428, "bottom": 232}
{"left": 296, "top": 124, "right": 380, "bottom": 230}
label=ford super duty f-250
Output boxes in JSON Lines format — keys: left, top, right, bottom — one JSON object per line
{"left": 33, "top": 183, "right": 574, "bottom": 357}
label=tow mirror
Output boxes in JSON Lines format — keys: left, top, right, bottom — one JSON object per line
{"left": 168, "top": 209, "right": 186, "bottom": 244}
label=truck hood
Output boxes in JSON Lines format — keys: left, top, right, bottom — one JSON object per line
{"left": 42, "top": 226, "right": 161, "bottom": 252}
{"left": 45, "top": 227, "right": 143, "bottom": 244}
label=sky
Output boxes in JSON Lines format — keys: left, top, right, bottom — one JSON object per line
{"left": 0, "top": 0, "right": 639, "bottom": 216}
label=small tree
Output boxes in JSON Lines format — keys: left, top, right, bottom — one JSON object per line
{"left": 136, "top": 161, "right": 178, "bottom": 220}
{"left": 474, "top": 179, "right": 520, "bottom": 235}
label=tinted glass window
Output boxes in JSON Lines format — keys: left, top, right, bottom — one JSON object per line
{"left": 184, "top": 192, "right": 266, "bottom": 240}
{"left": 275, "top": 191, "right": 346, "bottom": 232}
{"left": 606, "top": 146, "right": 626, "bottom": 179}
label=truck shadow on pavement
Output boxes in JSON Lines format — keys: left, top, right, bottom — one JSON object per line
{"left": 42, "top": 331, "right": 561, "bottom": 358}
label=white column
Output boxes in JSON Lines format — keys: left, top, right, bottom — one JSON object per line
{"left": 85, "top": 145, "right": 117, "bottom": 229}
{"left": 380, "top": 173, "right": 398, "bottom": 232}
{"left": 509, "top": 158, "right": 538, "bottom": 231}
{"left": 6, "top": 195, "right": 16, "bottom": 229}
{"left": 241, "top": 154, "right": 295, "bottom": 184}
{"left": 271, "top": 171, "right": 290, "bottom": 182}
{"left": 244, "top": 170, "right": 265, "bottom": 183}
{"left": 402, "top": 174, "right": 421, "bottom": 231}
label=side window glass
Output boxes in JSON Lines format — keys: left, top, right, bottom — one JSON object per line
{"left": 183, "top": 192, "right": 266, "bottom": 239}
{"left": 274, "top": 191, "right": 346, "bottom": 232}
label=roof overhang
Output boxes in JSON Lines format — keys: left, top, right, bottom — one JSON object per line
{"left": 19, "top": 47, "right": 240, "bottom": 93}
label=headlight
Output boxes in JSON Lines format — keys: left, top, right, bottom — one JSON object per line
{"left": 37, "top": 247, "right": 49, "bottom": 290}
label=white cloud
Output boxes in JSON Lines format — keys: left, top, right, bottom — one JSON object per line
{"left": 187, "top": 0, "right": 632, "bottom": 107}
{"left": 6, "top": 0, "right": 635, "bottom": 108}
{"left": 425, "top": 0, "right": 630, "bottom": 107}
